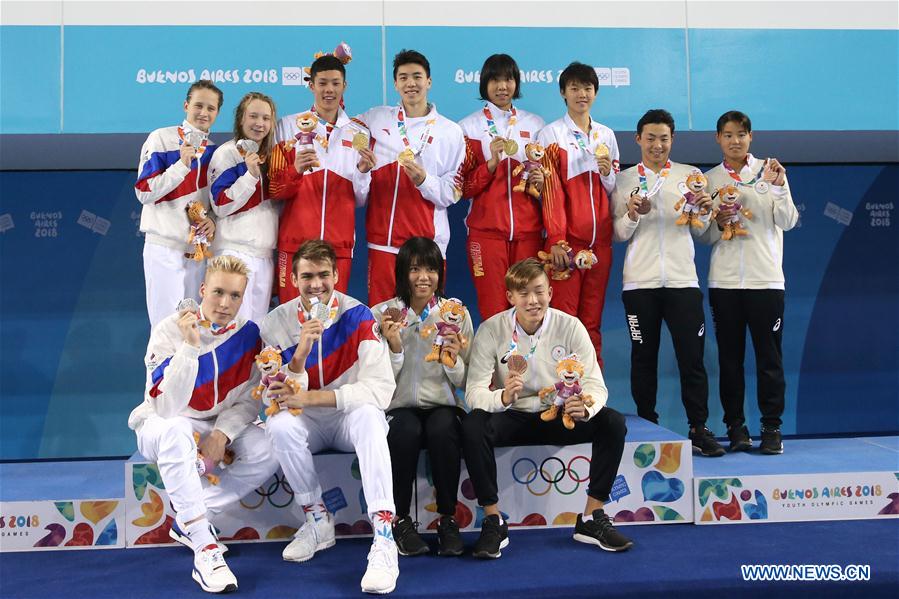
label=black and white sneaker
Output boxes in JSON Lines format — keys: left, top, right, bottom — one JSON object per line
{"left": 573, "top": 509, "right": 634, "bottom": 552}
{"left": 727, "top": 425, "right": 753, "bottom": 452}
{"left": 436, "top": 515, "right": 464, "bottom": 557}
{"left": 472, "top": 514, "right": 508, "bottom": 559}
{"left": 760, "top": 427, "right": 784, "bottom": 454}
{"left": 690, "top": 426, "right": 726, "bottom": 457}
{"left": 392, "top": 516, "right": 429, "bottom": 556}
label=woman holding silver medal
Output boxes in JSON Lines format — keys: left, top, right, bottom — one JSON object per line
{"left": 372, "top": 237, "right": 473, "bottom": 558}
{"left": 457, "top": 54, "right": 547, "bottom": 321}
{"left": 208, "top": 92, "right": 292, "bottom": 323}
{"left": 700, "top": 110, "right": 797, "bottom": 455}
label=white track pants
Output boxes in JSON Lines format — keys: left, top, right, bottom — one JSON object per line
{"left": 266, "top": 405, "right": 395, "bottom": 516}
{"left": 143, "top": 242, "right": 206, "bottom": 328}
{"left": 135, "top": 415, "right": 280, "bottom": 528}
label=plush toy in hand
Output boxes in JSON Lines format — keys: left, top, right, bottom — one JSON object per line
{"left": 537, "top": 241, "right": 596, "bottom": 281}
{"left": 420, "top": 298, "right": 469, "bottom": 368}
{"left": 538, "top": 354, "right": 595, "bottom": 430}
{"left": 674, "top": 171, "right": 709, "bottom": 228}
{"left": 252, "top": 346, "right": 302, "bottom": 417}
{"left": 185, "top": 201, "right": 213, "bottom": 262}
{"left": 713, "top": 184, "right": 754, "bottom": 240}
{"left": 286, "top": 112, "right": 321, "bottom": 171}
{"left": 193, "top": 432, "right": 235, "bottom": 486}
{"left": 512, "top": 142, "right": 552, "bottom": 199}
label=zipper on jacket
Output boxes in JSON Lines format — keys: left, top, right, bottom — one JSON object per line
{"left": 320, "top": 168, "right": 329, "bottom": 239}
{"left": 387, "top": 165, "right": 401, "bottom": 246}
{"left": 658, "top": 174, "right": 666, "bottom": 286}
{"left": 212, "top": 343, "right": 220, "bottom": 406}
{"left": 317, "top": 336, "right": 325, "bottom": 389}
{"left": 589, "top": 172, "right": 597, "bottom": 247}
{"left": 507, "top": 157, "right": 514, "bottom": 242}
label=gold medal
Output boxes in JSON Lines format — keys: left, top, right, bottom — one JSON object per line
{"left": 352, "top": 132, "right": 369, "bottom": 151}
{"left": 503, "top": 139, "right": 519, "bottom": 156}
{"left": 398, "top": 148, "right": 415, "bottom": 164}
{"left": 594, "top": 143, "right": 610, "bottom": 159}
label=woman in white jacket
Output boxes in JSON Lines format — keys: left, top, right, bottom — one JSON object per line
{"left": 208, "top": 92, "right": 281, "bottom": 323}
{"left": 373, "top": 237, "right": 473, "bottom": 558}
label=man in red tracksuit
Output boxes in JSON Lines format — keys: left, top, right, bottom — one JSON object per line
{"left": 538, "top": 62, "right": 620, "bottom": 366}
{"left": 271, "top": 54, "right": 374, "bottom": 302}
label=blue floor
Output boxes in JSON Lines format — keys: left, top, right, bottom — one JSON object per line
{"left": 694, "top": 436, "right": 899, "bottom": 478}
{"left": 1, "top": 519, "right": 897, "bottom": 598}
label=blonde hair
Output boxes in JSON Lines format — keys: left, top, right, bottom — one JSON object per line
{"left": 205, "top": 254, "right": 250, "bottom": 279}
{"left": 233, "top": 92, "right": 277, "bottom": 157}
{"left": 505, "top": 258, "right": 548, "bottom": 292}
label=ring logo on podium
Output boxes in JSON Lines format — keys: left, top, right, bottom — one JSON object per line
{"left": 512, "top": 456, "right": 590, "bottom": 496}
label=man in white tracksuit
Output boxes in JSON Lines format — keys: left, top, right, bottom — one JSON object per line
{"left": 128, "top": 254, "right": 280, "bottom": 593}
{"left": 260, "top": 240, "right": 400, "bottom": 594}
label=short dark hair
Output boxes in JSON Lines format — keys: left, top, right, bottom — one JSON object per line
{"left": 716, "top": 110, "right": 752, "bottom": 134}
{"left": 186, "top": 80, "right": 223, "bottom": 109}
{"left": 309, "top": 54, "right": 346, "bottom": 82}
{"left": 479, "top": 54, "right": 522, "bottom": 102}
{"left": 637, "top": 109, "right": 676, "bottom": 135}
{"left": 292, "top": 239, "right": 337, "bottom": 274}
{"left": 393, "top": 49, "right": 430, "bottom": 79}
{"left": 558, "top": 62, "right": 598, "bottom": 93}
{"left": 394, "top": 237, "right": 444, "bottom": 306}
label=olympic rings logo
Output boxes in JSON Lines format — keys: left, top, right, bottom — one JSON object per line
{"left": 512, "top": 455, "right": 591, "bottom": 496}
{"left": 240, "top": 472, "right": 296, "bottom": 510}
{"left": 283, "top": 72, "right": 302, "bottom": 81}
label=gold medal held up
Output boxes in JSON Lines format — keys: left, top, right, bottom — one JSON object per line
{"left": 503, "top": 138, "right": 519, "bottom": 156}
{"left": 352, "top": 132, "right": 369, "bottom": 151}
{"left": 398, "top": 148, "right": 415, "bottom": 164}
{"left": 594, "top": 143, "right": 610, "bottom": 159}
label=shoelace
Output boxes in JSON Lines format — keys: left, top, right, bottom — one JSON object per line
{"left": 367, "top": 541, "right": 394, "bottom": 569}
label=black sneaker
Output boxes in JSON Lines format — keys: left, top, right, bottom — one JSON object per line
{"left": 472, "top": 514, "right": 508, "bottom": 559}
{"left": 573, "top": 509, "right": 634, "bottom": 552}
{"left": 436, "top": 515, "right": 464, "bottom": 557}
{"left": 760, "top": 427, "right": 784, "bottom": 455}
{"left": 690, "top": 426, "right": 726, "bottom": 457}
{"left": 727, "top": 425, "right": 753, "bottom": 452}
{"left": 392, "top": 516, "right": 429, "bottom": 556}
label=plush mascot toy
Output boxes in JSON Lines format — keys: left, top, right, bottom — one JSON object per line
{"left": 185, "top": 201, "right": 213, "bottom": 261}
{"left": 512, "top": 142, "right": 552, "bottom": 199}
{"left": 538, "top": 354, "right": 595, "bottom": 430}
{"left": 537, "top": 242, "right": 597, "bottom": 281}
{"left": 674, "top": 171, "right": 709, "bottom": 228}
{"left": 420, "top": 298, "right": 468, "bottom": 368}
{"left": 193, "top": 432, "right": 235, "bottom": 486}
{"left": 713, "top": 184, "right": 754, "bottom": 240}
{"left": 252, "top": 346, "right": 302, "bottom": 417}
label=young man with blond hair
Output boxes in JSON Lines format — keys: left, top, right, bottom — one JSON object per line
{"left": 128, "top": 254, "right": 280, "bottom": 593}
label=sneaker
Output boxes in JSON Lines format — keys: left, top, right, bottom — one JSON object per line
{"left": 436, "top": 515, "right": 464, "bottom": 557}
{"left": 727, "top": 425, "right": 753, "bottom": 452}
{"left": 472, "top": 514, "right": 509, "bottom": 559}
{"left": 282, "top": 512, "right": 336, "bottom": 562}
{"left": 360, "top": 537, "right": 399, "bottom": 594}
{"left": 169, "top": 520, "right": 228, "bottom": 554}
{"left": 690, "top": 426, "right": 726, "bottom": 457}
{"left": 392, "top": 516, "right": 429, "bottom": 557}
{"left": 760, "top": 427, "right": 784, "bottom": 455}
{"left": 192, "top": 544, "right": 238, "bottom": 593}
{"left": 573, "top": 509, "right": 634, "bottom": 552}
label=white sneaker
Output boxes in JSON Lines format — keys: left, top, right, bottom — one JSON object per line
{"left": 169, "top": 521, "right": 229, "bottom": 554}
{"left": 192, "top": 544, "right": 238, "bottom": 593}
{"left": 282, "top": 512, "right": 336, "bottom": 562}
{"left": 360, "top": 537, "right": 399, "bottom": 594}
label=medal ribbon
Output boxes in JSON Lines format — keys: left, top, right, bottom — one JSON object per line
{"left": 397, "top": 106, "right": 436, "bottom": 157}
{"left": 508, "top": 312, "right": 543, "bottom": 362}
{"left": 400, "top": 296, "right": 439, "bottom": 325}
{"left": 723, "top": 154, "right": 766, "bottom": 187}
{"left": 197, "top": 307, "right": 236, "bottom": 336}
{"left": 637, "top": 161, "right": 672, "bottom": 198}
{"left": 483, "top": 104, "right": 518, "bottom": 140}
{"left": 177, "top": 122, "right": 209, "bottom": 157}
